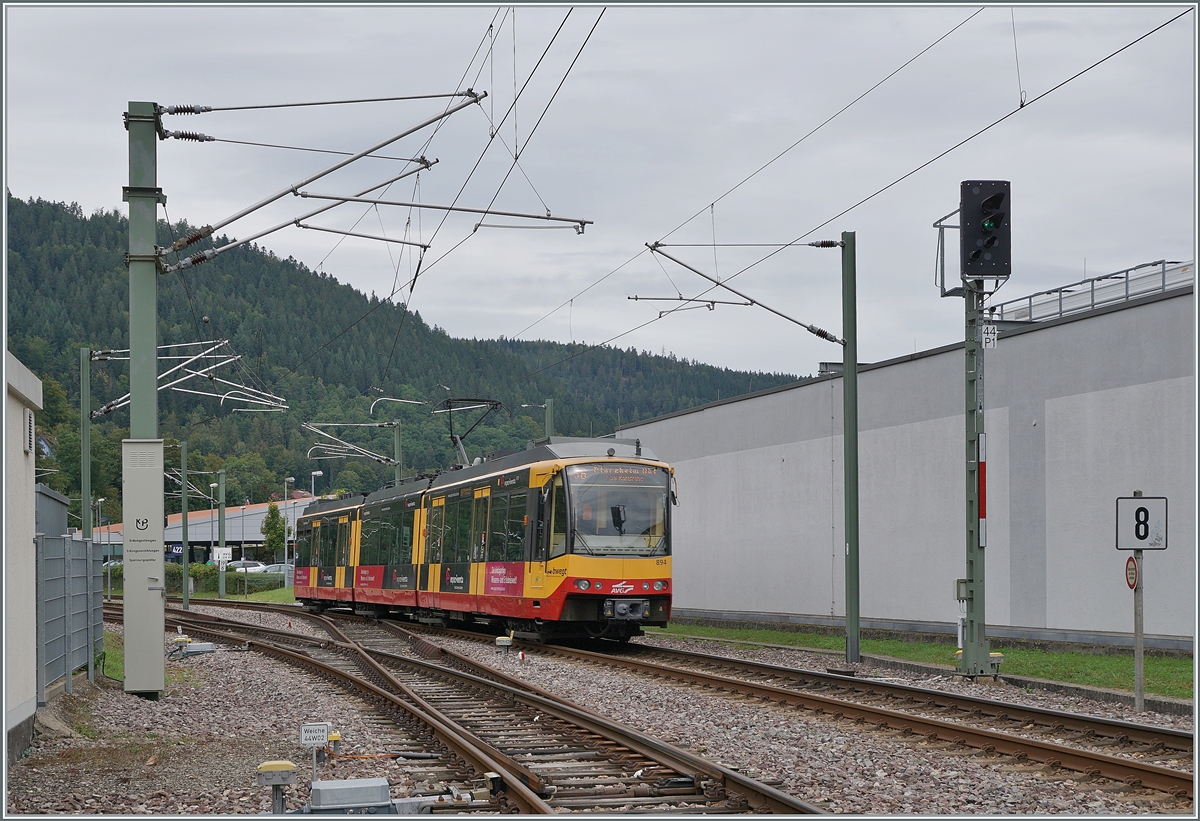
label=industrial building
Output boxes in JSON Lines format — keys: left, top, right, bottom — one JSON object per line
{"left": 619, "top": 262, "right": 1195, "bottom": 650}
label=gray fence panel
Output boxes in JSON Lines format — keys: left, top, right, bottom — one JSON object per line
{"left": 36, "top": 535, "right": 105, "bottom": 706}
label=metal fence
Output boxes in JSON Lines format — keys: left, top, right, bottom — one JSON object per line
{"left": 35, "top": 534, "right": 104, "bottom": 705}
{"left": 990, "top": 259, "right": 1193, "bottom": 323}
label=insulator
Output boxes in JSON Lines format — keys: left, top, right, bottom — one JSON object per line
{"left": 165, "top": 104, "right": 211, "bottom": 115}
{"left": 165, "top": 130, "right": 215, "bottom": 142}
{"left": 809, "top": 240, "right": 842, "bottom": 248}
{"left": 170, "top": 225, "right": 213, "bottom": 253}
{"left": 810, "top": 325, "right": 840, "bottom": 344}
{"left": 179, "top": 249, "right": 217, "bottom": 270}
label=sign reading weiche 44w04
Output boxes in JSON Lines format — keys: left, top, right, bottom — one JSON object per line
{"left": 1115, "top": 497, "right": 1168, "bottom": 550}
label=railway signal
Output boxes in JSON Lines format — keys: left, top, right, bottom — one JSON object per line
{"left": 960, "top": 180, "right": 1010, "bottom": 279}
{"left": 936, "top": 181, "right": 1013, "bottom": 680}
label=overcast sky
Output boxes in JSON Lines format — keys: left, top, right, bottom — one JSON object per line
{"left": 4, "top": 4, "right": 1196, "bottom": 380}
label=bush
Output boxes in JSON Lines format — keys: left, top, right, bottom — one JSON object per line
{"left": 101, "top": 562, "right": 286, "bottom": 596}
{"left": 169, "top": 562, "right": 286, "bottom": 595}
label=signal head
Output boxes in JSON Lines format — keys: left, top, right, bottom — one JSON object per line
{"left": 960, "top": 180, "right": 1011, "bottom": 280}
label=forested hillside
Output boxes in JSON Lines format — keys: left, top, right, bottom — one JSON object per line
{"left": 7, "top": 194, "right": 798, "bottom": 524}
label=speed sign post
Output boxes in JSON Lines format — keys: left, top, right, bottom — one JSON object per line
{"left": 1116, "top": 492, "right": 1168, "bottom": 712}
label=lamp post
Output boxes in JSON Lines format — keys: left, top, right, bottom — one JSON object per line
{"left": 311, "top": 470, "right": 323, "bottom": 498}
{"left": 97, "top": 498, "right": 107, "bottom": 600}
{"left": 96, "top": 498, "right": 106, "bottom": 556}
{"left": 240, "top": 503, "right": 247, "bottom": 597}
{"left": 521, "top": 401, "right": 554, "bottom": 437}
{"left": 284, "top": 477, "right": 295, "bottom": 566}
{"left": 209, "top": 483, "right": 218, "bottom": 561}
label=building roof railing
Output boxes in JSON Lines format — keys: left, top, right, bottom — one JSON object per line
{"left": 988, "top": 259, "right": 1193, "bottom": 323}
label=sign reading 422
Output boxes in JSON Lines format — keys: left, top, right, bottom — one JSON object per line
{"left": 1115, "top": 497, "right": 1168, "bottom": 551}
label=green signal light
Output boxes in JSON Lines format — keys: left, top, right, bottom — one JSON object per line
{"left": 979, "top": 211, "right": 1005, "bottom": 233}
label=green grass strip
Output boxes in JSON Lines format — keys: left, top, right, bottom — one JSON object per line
{"left": 647, "top": 624, "right": 1192, "bottom": 700}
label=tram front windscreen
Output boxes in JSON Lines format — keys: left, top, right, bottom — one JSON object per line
{"left": 564, "top": 463, "right": 670, "bottom": 557}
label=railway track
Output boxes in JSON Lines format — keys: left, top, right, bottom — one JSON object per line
{"left": 146, "top": 600, "right": 1195, "bottom": 804}
{"left": 107, "top": 602, "right": 821, "bottom": 813}
{"left": 392, "top": 620, "right": 1194, "bottom": 801}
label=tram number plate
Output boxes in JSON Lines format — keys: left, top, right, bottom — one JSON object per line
{"left": 300, "top": 722, "right": 331, "bottom": 747}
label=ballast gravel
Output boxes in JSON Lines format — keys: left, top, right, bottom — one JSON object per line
{"left": 6, "top": 607, "right": 1193, "bottom": 815}
{"left": 443, "top": 633, "right": 1193, "bottom": 815}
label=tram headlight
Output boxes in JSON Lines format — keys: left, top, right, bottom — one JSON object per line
{"left": 653, "top": 580, "right": 668, "bottom": 591}
{"left": 574, "top": 579, "right": 591, "bottom": 591}
{"left": 594, "top": 582, "right": 603, "bottom": 590}
{"left": 642, "top": 582, "right": 650, "bottom": 590}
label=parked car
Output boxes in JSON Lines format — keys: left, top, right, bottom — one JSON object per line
{"left": 227, "top": 560, "right": 266, "bottom": 572}
{"left": 249, "top": 563, "right": 290, "bottom": 574}
{"left": 102, "top": 560, "right": 122, "bottom": 569}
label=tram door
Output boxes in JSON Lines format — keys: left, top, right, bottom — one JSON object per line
{"left": 470, "top": 488, "right": 490, "bottom": 609}
{"left": 419, "top": 497, "right": 445, "bottom": 604}
{"left": 529, "top": 475, "right": 566, "bottom": 593}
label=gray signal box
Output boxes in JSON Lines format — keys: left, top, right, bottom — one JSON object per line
{"left": 122, "top": 439, "right": 166, "bottom": 695}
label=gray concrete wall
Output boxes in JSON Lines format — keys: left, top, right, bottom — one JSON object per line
{"left": 622, "top": 288, "right": 1195, "bottom": 645}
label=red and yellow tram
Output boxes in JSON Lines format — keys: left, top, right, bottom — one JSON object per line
{"left": 294, "top": 437, "right": 674, "bottom": 641}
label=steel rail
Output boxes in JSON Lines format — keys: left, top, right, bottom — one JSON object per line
{"left": 363, "top": 619, "right": 823, "bottom": 814}
{"left": 106, "top": 607, "right": 551, "bottom": 812}
{"left": 164, "top": 605, "right": 545, "bottom": 797}
{"left": 525, "top": 641, "right": 1193, "bottom": 798}
{"left": 310, "top": 617, "right": 555, "bottom": 797}
{"left": 157, "top": 607, "right": 820, "bottom": 813}
{"left": 245, "top": 640, "right": 553, "bottom": 813}
{"left": 609, "top": 643, "right": 1193, "bottom": 753}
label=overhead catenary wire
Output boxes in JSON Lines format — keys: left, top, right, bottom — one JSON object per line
{"left": 648, "top": 243, "right": 844, "bottom": 345}
{"left": 469, "top": 8, "right": 604, "bottom": 232}
{"left": 171, "top": 92, "right": 484, "bottom": 258}
{"left": 210, "top": 138, "right": 425, "bottom": 163}
{"left": 656, "top": 6, "right": 986, "bottom": 247}
{"left": 373, "top": 8, "right": 589, "bottom": 390}
{"left": 379, "top": 8, "right": 606, "bottom": 397}
{"left": 292, "top": 11, "right": 511, "bottom": 379}
{"left": 296, "top": 191, "right": 592, "bottom": 231}
{"left": 700, "top": 5, "right": 1195, "bottom": 294}
{"left": 296, "top": 223, "right": 430, "bottom": 249}
{"left": 1011, "top": 8, "right": 1027, "bottom": 107}
{"left": 163, "top": 93, "right": 473, "bottom": 114}
{"left": 414, "top": 7, "right": 579, "bottom": 275}
{"left": 522, "top": 7, "right": 1192, "bottom": 379}
{"left": 507, "top": 6, "right": 977, "bottom": 342}
{"left": 166, "top": 159, "right": 435, "bottom": 273}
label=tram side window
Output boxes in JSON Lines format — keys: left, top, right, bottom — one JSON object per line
{"left": 296, "top": 527, "right": 312, "bottom": 567}
{"left": 453, "top": 497, "right": 473, "bottom": 563}
{"left": 470, "top": 495, "right": 489, "bottom": 562}
{"left": 488, "top": 495, "right": 508, "bottom": 562}
{"left": 336, "top": 519, "right": 351, "bottom": 566}
{"left": 549, "top": 476, "right": 568, "bottom": 559}
{"left": 372, "top": 514, "right": 391, "bottom": 566}
{"left": 319, "top": 518, "right": 337, "bottom": 567}
{"left": 506, "top": 492, "right": 527, "bottom": 562}
{"left": 396, "top": 509, "right": 414, "bottom": 564}
{"left": 359, "top": 517, "right": 378, "bottom": 566}
{"left": 441, "top": 500, "right": 456, "bottom": 562}
{"left": 427, "top": 502, "right": 444, "bottom": 564}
